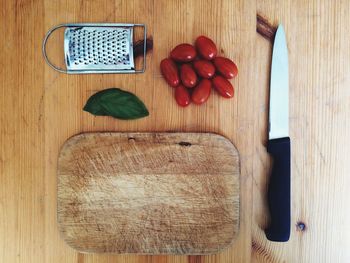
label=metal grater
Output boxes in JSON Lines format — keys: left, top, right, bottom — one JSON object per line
{"left": 43, "top": 23, "right": 146, "bottom": 74}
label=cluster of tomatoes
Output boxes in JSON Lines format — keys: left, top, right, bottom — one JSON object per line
{"left": 160, "top": 36, "right": 238, "bottom": 107}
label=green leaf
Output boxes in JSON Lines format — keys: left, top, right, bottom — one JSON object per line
{"left": 83, "top": 92, "right": 106, "bottom": 116}
{"left": 83, "top": 88, "right": 149, "bottom": 120}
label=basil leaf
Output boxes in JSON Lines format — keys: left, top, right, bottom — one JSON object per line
{"left": 83, "top": 92, "right": 106, "bottom": 116}
{"left": 83, "top": 88, "right": 149, "bottom": 120}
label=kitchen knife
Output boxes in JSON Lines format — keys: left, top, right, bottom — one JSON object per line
{"left": 265, "top": 24, "right": 291, "bottom": 242}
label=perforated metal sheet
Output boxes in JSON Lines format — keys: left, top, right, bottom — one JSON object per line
{"left": 64, "top": 26, "right": 134, "bottom": 72}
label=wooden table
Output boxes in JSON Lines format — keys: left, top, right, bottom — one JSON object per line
{"left": 1, "top": 0, "right": 349, "bottom": 262}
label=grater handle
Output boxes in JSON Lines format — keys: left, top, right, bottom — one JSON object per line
{"left": 42, "top": 24, "right": 69, "bottom": 73}
{"left": 134, "top": 24, "right": 147, "bottom": 73}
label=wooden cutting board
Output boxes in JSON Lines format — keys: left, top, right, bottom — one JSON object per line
{"left": 57, "top": 132, "right": 240, "bottom": 254}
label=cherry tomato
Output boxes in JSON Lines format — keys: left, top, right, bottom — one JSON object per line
{"left": 170, "top": 43, "right": 197, "bottom": 62}
{"left": 180, "top": 64, "right": 197, "bottom": 88}
{"left": 195, "top": 36, "right": 217, "bottom": 60}
{"left": 191, "top": 79, "right": 211, "bottom": 105}
{"left": 212, "top": 76, "right": 234, "bottom": 98}
{"left": 175, "top": 85, "right": 191, "bottom": 107}
{"left": 160, "top": 58, "right": 180, "bottom": 87}
{"left": 213, "top": 57, "right": 238, "bottom": 79}
{"left": 193, "top": 60, "right": 215, "bottom": 79}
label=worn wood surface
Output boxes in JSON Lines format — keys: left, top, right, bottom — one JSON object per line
{"left": 57, "top": 132, "right": 240, "bottom": 254}
{"left": 1, "top": 0, "right": 350, "bottom": 262}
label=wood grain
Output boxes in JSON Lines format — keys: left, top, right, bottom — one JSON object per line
{"left": 57, "top": 132, "right": 239, "bottom": 254}
{"left": 253, "top": 1, "right": 350, "bottom": 262}
{"left": 1, "top": 0, "right": 350, "bottom": 262}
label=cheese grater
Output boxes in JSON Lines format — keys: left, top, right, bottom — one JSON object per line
{"left": 43, "top": 23, "right": 147, "bottom": 74}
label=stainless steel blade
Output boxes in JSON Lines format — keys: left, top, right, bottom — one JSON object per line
{"left": 269, "top": 25, "right": 289, "bottom": 140}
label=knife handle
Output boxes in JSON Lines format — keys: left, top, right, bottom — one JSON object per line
{"left": 265, "top": 137, "right": 291, "bottom": 242}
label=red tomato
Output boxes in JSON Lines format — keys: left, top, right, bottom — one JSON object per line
{"left": 170, "top": 43, "right": 197, "bottom": 62}
{"left": 180, "top": 64, "right": 197, "bottom": 88}
{"left": 213, "top": 57, "right": 238, "bottom": 79}
{"left": 195, "top": 36, "right": 217, "bottom": 60}
{"left": 191, "top": 79, "right": 211, "bottom": 105}
{"left": 193, "top": 60, "right": 215, "bottom": 79}
{"left": 175, "top": 85, "right": 191, "bottom": 107}
{"left": 212, "top": 76, "right": 234, "bottom": 98}
{"left": 160, "top": 58, "right": 180, "bottom": 87}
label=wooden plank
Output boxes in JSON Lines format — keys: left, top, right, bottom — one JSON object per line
{"left": 0, "top": 0, "right": 46, "bottom": 262}
{"left": 57, "top": 132, "right": 240, "bottom": 254}
{"left": 253, "top": 0, "right": 350, "bottom": 262}
{"left": 1, "top": 0, "right": 350, "bottom": 262}
{"left": 44, "top": 0, "right": 254, "bottom": 261}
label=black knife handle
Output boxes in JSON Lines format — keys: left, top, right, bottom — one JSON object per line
{"left": 265, "top": 137, "right": 291, "bottom": 242}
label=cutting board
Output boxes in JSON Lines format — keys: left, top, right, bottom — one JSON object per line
{"left": 57, "top": 132, "right": 240, "bottom": 254}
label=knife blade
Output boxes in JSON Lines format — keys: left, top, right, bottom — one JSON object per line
{"left": 265, "top": 24, "right": 291, "bottom": 242}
